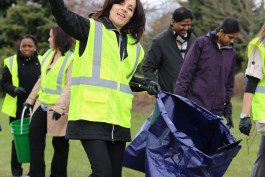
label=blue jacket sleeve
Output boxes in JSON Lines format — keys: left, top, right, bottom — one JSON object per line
{"left": 174, "top": 38, "right": 202, "bottom": 96}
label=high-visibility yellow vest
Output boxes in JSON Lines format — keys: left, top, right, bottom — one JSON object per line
{"left": 68, "top": 19, "right": 144, "bottom": 128}
{"left": 248, "top": 38, "right": 265, "bottom": 120}
{"left": 2, "top": 55, "right": 19, "bottom": 117}
{"left": 38, "top": 49, "right": 74, "bottom": 105}
{"left": 1, "top": 54, "right": 41, "bottom": 117}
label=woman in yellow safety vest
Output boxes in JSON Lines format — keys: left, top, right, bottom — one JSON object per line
{"left": 1, "top": 34, "right": 40, "bottom": 177}
{"left": 48, "top": 0, "right": 159, "bottom": 176}
{"left": 239, "top": 24, "right": 265, "bottom": 177}
{"left": 24, "top": 26, "right": 74, "bottom": 177}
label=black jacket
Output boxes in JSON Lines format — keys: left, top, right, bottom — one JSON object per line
{"left": 1, "top": 51, "right": 41, "bottom": 119}
{"left": 142, "top": 27, "right": 197, "bottom": 93}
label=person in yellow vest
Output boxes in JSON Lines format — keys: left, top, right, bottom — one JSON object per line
{"left": 48, "top": 0, "right": 159, "bottom": 176}
{"left": 1, "top": 34, "right": 40, "bottom": 177}
{"left": 239, "top": 24, "right": 265, "bottom": 177}
{"left": 24, "top": 26, "right": 74, "bottom": 177}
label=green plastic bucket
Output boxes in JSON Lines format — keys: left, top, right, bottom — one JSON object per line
{"left": 10, "top": 107, "right": 31, "bottom": 163}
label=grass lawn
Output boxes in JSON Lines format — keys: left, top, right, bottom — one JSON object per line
{"left": 0, "top": 97, "right": 260, "bottom": 177}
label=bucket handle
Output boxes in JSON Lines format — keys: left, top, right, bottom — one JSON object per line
{"left": 20, "top": 106, "right": 32, "bottom": 134}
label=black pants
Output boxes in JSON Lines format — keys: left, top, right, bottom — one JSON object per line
{"left": 29, "top": 106, "right": 69, "bottom": 177}
{"left": 9, "top": 117, "right": 23, "bottom": 176}
{"left": 81, "top": 139, "right": 126, "bottom": 177}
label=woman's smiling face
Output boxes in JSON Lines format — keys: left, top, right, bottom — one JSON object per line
{"left": 109, "top": 0, "right": 136, "bottom": 31}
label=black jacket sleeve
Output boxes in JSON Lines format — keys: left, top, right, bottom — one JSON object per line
{"left": 48, "top": 0, "right": 89, "bottom": 42}
{"left": 142, "top": 40, "right": 162, "bottom": 83}
{"left": 1, "top": 66, "right": 16, "bottom": 97}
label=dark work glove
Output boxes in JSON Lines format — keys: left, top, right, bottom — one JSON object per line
{"left": 239, "top": 117, "right": 252, "bottom": 136}
{"left": 14, "top": 87, "right": 26, "bottom": 96}
{"left": 53, "top": 111, "right": 62, "bottom": 121}
{"left": 146, "top": 81, "right": 160, "bottom": 96}
{"left": 23, "top": 102, "right": 32, "bottom": 110}
{"left": 225, "top": 116, "right": 234, "bottom": 129}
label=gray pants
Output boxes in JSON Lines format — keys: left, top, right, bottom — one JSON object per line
{"left": 251, "top": 136, "right": 265, "bottom": 177}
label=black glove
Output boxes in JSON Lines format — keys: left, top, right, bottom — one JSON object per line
{"left": 23, "top": 102, "right": 32, "bottom": 110}
{"left": 146, "top": 81, "right": 160, "bottom": 96}
{"left": 14, "top": 87, "right": 26, "bottom": 96}
{"left": 52, "top": 111, "right": 62, "bottom": 121}
{"left": 225, "top": 116, "right": 234, "bottom": 129}
{"left": 239, "top": 116, "right": 252, "bottom": 136}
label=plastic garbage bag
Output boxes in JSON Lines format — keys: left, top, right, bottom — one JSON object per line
{"left": 123, "top": 92, "right": 241, "bottom": 177}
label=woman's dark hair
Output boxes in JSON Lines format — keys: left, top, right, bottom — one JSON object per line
{"left": 51, "top": 26, "right": 74, "bottom": 55}
{"left": 217, "top": 18, "right": 240, "bottom": 34}
{"left": 172, "top": 7, "right": 193, "bottom": 22}
{"left": 92, "top": 0, "right": 146, "bottom": 43}
{"left": 20, "top": 34, "right": 38, "bottom": 48}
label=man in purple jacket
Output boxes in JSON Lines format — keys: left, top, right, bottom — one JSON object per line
{"left": 174, "top": 18, "right": 240, "bottom": 129}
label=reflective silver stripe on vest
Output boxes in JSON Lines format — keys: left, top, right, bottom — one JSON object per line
{"left": 120, "top": 84, "right": 132, "bottom": 94}
{"left": 256, "top": 86, "right": 265, "bottom": 93}
{"left": 9, "top": 56, "right": 14, "bottom": 71}
{"left": 41, "top": 49, "right": 53, "bottom": 65}
{"left": 71, "top": 21, "right": 137, "bottom": 95}
{"left": 42, "top": 51, "right": 73, "bottom": 94}
{"left": 93, "top": 21, "right": 103, "bottom": 77}
{"left": 71, "top": 77, "right": 117, "bottom": 90}
{"left": 126, "top": 43, "right": 140, "bottom": 79}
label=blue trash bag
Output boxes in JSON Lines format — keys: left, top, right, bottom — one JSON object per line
{"left": 123, "top": 92, "right": 241, "bottom": 177}
{"left": 122, "top": 102, "right": 161, "bottom": 172}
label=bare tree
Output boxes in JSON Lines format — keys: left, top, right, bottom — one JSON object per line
{"left": 65, "top": 0, "right": 103, "bottom": 17}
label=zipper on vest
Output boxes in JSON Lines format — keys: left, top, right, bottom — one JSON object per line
{"left": 118, "top": 33, "right": 122, "bottom": 60}
{"left": 111, "top": 124, "right": 115, "bottom": 143}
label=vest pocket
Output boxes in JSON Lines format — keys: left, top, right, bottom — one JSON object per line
{"left": 118, "top": 94, "right": 133, "bottom": 128}
{"left": 82, "top": 91, "right": 108, "bottom": 120}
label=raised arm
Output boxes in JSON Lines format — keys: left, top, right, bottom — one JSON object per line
{"left": 48, "top": 0, "right": 90, "bottom": 42}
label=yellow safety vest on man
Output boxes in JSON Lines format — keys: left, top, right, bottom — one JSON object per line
{"left": 2, "top": 55, "right": 19, "bottom": 117}
{"left": 38, "top": 49, "right": 74, "bottom": 105}
{"left": 69, "top": 19, "right": 144, "bottom": 128}
{"left": 248, "top": 38, "right": 265, "bottom": 120}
